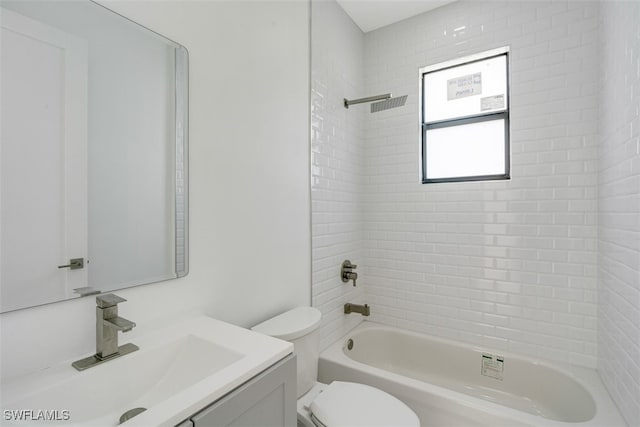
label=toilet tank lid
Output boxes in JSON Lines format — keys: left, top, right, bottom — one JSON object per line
{"left": 251, "top": 306, "right": 322, "bottom": 341}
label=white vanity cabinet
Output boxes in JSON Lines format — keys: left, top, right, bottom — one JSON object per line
{"left": 177, "top": 355, "right": 296, "bottom": 427}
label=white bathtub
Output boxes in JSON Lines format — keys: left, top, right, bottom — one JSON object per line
{"left": 318, "top": 322, "right": 627, "bottom": 427}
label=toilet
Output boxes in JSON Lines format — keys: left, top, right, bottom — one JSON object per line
{"left": 251, "top": 307, "right": 420, "bottom": 427}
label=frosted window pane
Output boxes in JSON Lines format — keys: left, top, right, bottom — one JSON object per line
{"left": 424, "top": 55, "right": 507, "bottom": 123}
{"left": 426, "top": 119, "right": 505, "bottom": 180}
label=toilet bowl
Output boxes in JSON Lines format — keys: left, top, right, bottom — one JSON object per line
{"left": 251, "top": 307, "right": 419, "bottom": 427}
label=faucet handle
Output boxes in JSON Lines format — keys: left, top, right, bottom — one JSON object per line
{"left": 343, "top": 260, "right": 357, "bottom": 269}
{"left": 96, "top": 293, "right": 127, "bottom": 308}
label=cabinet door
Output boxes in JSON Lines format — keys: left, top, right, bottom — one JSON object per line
{"left": 190, "top": 355, "right": 296, "bottom": 427}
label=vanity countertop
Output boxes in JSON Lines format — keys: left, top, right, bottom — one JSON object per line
{"left": 1, "top": 315, "right": 293, "bottom": 426}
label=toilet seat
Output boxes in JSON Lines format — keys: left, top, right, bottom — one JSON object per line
{"left": 308, "top": 381, "right": 420, "bottom": 427}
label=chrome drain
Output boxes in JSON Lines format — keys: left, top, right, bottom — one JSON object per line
{"left": 119, "top": 407, "right": 147, "bottom": 424}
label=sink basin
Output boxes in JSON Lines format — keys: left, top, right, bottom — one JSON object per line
{"left": 1, "top": 316, "right": 293, "bottom": 426}
{"left": 5, "top": 335, "right": 241, "bottom": 425}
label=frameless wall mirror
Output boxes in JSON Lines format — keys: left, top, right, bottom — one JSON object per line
{"left": 0, "top": 0, "right": 189, "bottom": 313}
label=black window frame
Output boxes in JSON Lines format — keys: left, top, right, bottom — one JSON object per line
{"left": 420, "top": 50, "right": 511, "bottom": 184}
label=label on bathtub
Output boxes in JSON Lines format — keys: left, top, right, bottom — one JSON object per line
{"left": 481, "top": 353, "right": 504, "bottom": 380}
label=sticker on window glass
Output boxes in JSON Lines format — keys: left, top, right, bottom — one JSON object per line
{"left": 481, "top": 94, "right": 505, "bottom": 111}
{"left": 447, "top": 72, "right": 482, "bottom": 100}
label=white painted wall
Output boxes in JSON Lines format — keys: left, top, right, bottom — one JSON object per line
{"left": 0, "top": 0, "right": 310, "bottom": 381}
{"left": 311, "top": 0, "right": 366, "bottom": 350}
{"left": 362, "top": 0, "right": 600, "bottom": 368}
{"left": 598, "top": 1, "right": 640, "bottom": 424}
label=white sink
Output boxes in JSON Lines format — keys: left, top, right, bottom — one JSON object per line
{"left": 1, "top": 316, "right": 293, "bottom": 426}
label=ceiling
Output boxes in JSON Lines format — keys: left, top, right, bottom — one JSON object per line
{"left": 336, "top": 0, "right": 457, "bottom": 33}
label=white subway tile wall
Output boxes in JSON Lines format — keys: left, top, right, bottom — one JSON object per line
{"left": 311, "top": 0, "right": 366, "bottom": 350}
{"left": 311, "top": 1, "right": 639, "bottom": 421}
{"left": 363, "top": 1, "right": 600, "bottom": 367}
{"left": 599, "top": 1, "right": 640, "bottom": 425}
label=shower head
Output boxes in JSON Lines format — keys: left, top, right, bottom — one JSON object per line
{"left": 344, "top": 93, "right": 391, "bottom": 109}
{"left": 370, "top": 95, "right": 408, "bottom": 113}
{"left": 343, "top": 93, "right": 408, "bottom": 113}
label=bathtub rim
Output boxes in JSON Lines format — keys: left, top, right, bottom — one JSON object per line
{"left": 319, "top": 321, "right": 627, "bottom": 427}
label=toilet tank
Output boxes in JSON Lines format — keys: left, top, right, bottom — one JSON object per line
{"left": 251, "top": 307, "right": 322, "bottom": 398}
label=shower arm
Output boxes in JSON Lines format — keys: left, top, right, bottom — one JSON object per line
{"left": 344, "top": 93, "right": 391, "bottom": 109}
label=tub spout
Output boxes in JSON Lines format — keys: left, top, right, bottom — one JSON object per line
{"left": 344, "top": 303, "right": 370, "bottom": 316}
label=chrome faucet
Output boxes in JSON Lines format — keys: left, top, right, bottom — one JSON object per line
{"left": 344, "top": 303, "right": 370, "bottom": 316}
{"left": 341, "top": 260, "right": 358, "bottom": 286}
{"left": 72, "top": 293, "right": 139, "bottom": 371}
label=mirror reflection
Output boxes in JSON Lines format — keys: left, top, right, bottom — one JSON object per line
{"left": 0, "top": 0, "right": 188, "bottom": 313}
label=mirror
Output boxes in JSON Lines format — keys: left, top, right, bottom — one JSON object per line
{"left": 0, "top": 0, "right": 188, "bottom": 313}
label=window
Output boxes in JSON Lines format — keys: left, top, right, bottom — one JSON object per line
{"left": 420, "top": 47, "right": 510, "bottom": 183}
